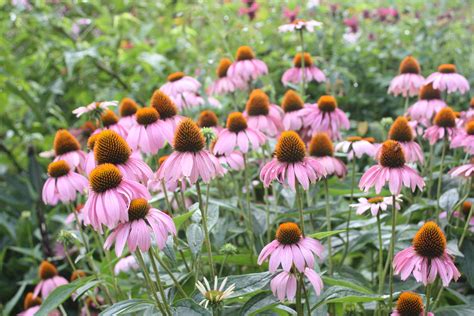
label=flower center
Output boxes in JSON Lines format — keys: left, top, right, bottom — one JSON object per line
{"left": 87, "top": 134, "right": 98, "bottom": 151}
{"left": 246, "top": 89, "right": 270, "bottom": 116}
{"left": 173, "top": 118, "right": 205, "bottom": 153}
{"left": 396, "top": 292, "right": 424, "bottom": 316}
{"left": 89, "top": 163, "right": 123, "bottom": 193}
{"left": 54, "top": 129, "right": 80, "bottom": 155}
{"left": 94, "top": 130, "right": 131, "bottom": 165}
{"left": 281, "top": 90, "right": 304, "bottom": 112}
{"left": 433, "top": 107, "right": 456, "bottom": 128}
{"left": 120, "top": 98, "right": 138, "bottom": 117}
{"left": 419, "top": 83, "right": 441, "bottom": 100}
{"left": 39, "top": 261, "right": 58, "bottom": 280}
{"left": 389, "top": 117, "right": 414, "bottom": 142}
{"left": 47, "top": 160, "right": 70, "bottom": 178}
{"left": 151, "top": 90, "right": 178, "bottom": 119}
{"left": 136, "top": 107, "right": 160, "bottom": 125}
{"left": 438, "top": 64, "right": 456, "bottom": 74}
{"left": 24, "top": 293, "right": 42, "bottom": 309}
{"left": 101, "top": 110, "right": 119, "bottom": 127}
{"left": 197, "top": 110, "right": 219, "bottom": 128}
{"left": 236, "top": 45, "right": 255, "bottom": 61}
{"left": 318, "top": 95, "right": 337, "bottom": 112}
{"left": 309, "top": 132, "right": 334, "bottom": 157}
{"left": 70, "top": 270, "right": 86, "bottom": 281}
{"left": 275, "top": 131, "right": 306, "bottom": 163}
{"left": 167, "top": 71, "right": 185, "bottom": 82}
{"left": 399, "top": 56, "right": 421, "bottom": 74}
{"left": 346, "top": 136, "right": 362, "bottom": 142}
{"left": 128, "top": 198, "right": 150, "bottom": 221}
{"left": 461, "top": 201, "right": 472, "bottom": 217}
{"left": 413, "top": 221, "right": 446, "bottom": 258}
{"left": 158, "top": 155, "right": 169, "bottom": 166}
{"left": 217, "top": 58, "right": 232, "bottom": 78}
{"left": 465, "top": 121, "right": 474, "bottom": 135}
{"left": 368, "top": 197, "right": 384, "bottom": 204}
{"left": 379, "top": 140, "right": 405, "bottom": 168}
{"left": 276, "top": 222, "right": 302, "bottom": 245}
{"left": 226, "top": 112, "right": 248, "bottom": 133}
{"left": 293, "top": 52, "right": 313, "bottom": 68}
{"left": 204, "top": 289, "right": 225, "bottom": 303}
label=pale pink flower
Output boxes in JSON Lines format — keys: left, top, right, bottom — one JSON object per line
{"left": 309, "top": 133, "right": 347, "bottom": 178}
{"left": 282, "top": 52, "right": 326, "bottom": 86}
{"left": 104, "top": 198, "right": 176, "bottom": 256}
{"left": 260, "top": 131, "right": 326, "bottom": 190}
{"left": 153, "top": 119, "right": 225, "bottom": 185}
{"left": 387, "top": 117, "right": 424, "bottom": 163}
{"left": 391, "top": 292, "right": 434, "bottom": 316}
{"left": 92, "top": 109, "right": 128, "bottom": 138}
{"left": 171, "top": 92, "right": 221, "bottom": 111}
{"left": 258, "top": 222, "right": 324, "bottom": 273}
{"left": 19, "top": 292, "right": 60, "bottom": 316}
{"left": 208, "top": 58, "right": 247, "bottom": 95}
{"left": 425, "top": 64, "right": 470, "bottom": 94}
{"left": 118, "top": 98, "right": 139, "bottom": 130}
{"left": 150, "top": 90, "right": 184, "bottom": 144}
{"left": 350, "top": 195, "right": 401, "bottom": 217}
{"left": 114, "top": 255, "right": 140, "bottom": 275}
{"left": 301, "top": 95, "right": 350, "bottom": 140}
{"left": 278, "top": 19, "right": 322, "bottom": 33}
{"left": 42, "top": 160, "right": 88, "bottom": 206}
{"left": 451, "top": 121, "right": 474, "bottom": 154}
{"left": 160, "top": 72, "right": 201, "bottom": 96}
{"left": 147, "top": 155, "right": 187, "bottom": 193}
{"left": 243, "top": 89, "right": 283, "bottom": 137}
{"left": 459, "top": 98, "right": 474, "bottom": 124}
{"left": 34, "top": 261, "right": 68, "bottom": 299}
{"left": 127, "top": 107, "right": 166, "bottom": 154}
{"left": 280, "top": 90, "right": 306, "bottom": 131}
{"left": 213, "top": 112, "right": 266, "bottom": 155}
{"left": 239, "top": 0, "right": 259, "bottom": 20}
{"left": 406, "top": 83, "right": 446, "bottom": 126}
{"left": 359, "top": 140, "right": 425, "bottom": 195}
{"left": 388, "top": 56, "right": 425, "bottom": 97}
{"left": 72, "top": 100, "right": 117, "bottom": 117}
{"left": 52, "top": 129, "right": 87, "bottom": 171}
{"left": 82, "top": 164, "right": 151, "bottom": 233}
{"left": 449, "top": 158, "right": 474, "bottom": 178}
{"left": 197, "top": 110, "right": 223, "bottom": 135}
{"left": 423, "top": 107, "right": 462, "bottom": 145}
{"left": 227, "top": 46, "right": 268, "bottom": 82}
{"left": 393, "top": 221, "right": 461, "bottom": 286}
{"left": 271, "top": 268, "right": 323, "bottom": 302}
{"left": 335, "top": 136, "right": 376, "bottom": 160}
{"left": 216, "top": 151, "right": 245, "bottom": 171}
{"left": 283, "top": 6, "right": 299, "bottom": 23}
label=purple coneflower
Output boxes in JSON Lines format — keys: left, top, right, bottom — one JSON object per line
{"left": 33, "top": 261, "right": 68, "bottom": 299}
{"left": 387, "top": 117, "right": 424, "bottom": 163}
{"left": 243, "top": 89, "right": 283, "bottom": 137}
{"left": 423, "top": 107, "right": 461, "bottom": 145}
{"left": 451, "top": 120, "right": 474, "bottom": 154}
{"left": 335, "top": 136, "right": 376, "bottom": 160}
{"left": 208, "top": 58, "right": 246, "bottom": 95}
{"left": 449, "top": 157, "right": 474, "bottom": 178}
{"left": 53, "top": 129, "right": 87, "bottom": 171}
{"left": 160, "top": 71, "right": 201, "bottom": 96}
{"left": 271, "top": 268, "right": 323, "bottom": 302}
{"left": 42, "top": 160, "right": 88, "bottom": 205}
{"left": 280, "top": 90, "right": 306, "bottom": 132}
{"left": 114, "top": 255, "right": 139, "bottom": 275}
{"left": 350, "top": 196, "right": 401, "bottom": 217}
{"left": 93, "top": 109, "right": 128, "bottom": 138}
{"left": 406, "top": 83, "right": 446, "bottom": 126}
{"left": 309, "top": 133, "right": 347, "bottom": 178}
{"left": 425, "top": 64, "right": 470, "bottom": 94}
{"left": 72, "top": 100, "right": 117, "bottom": 118}
{"left": 118, "top": 98, "right": 139, "bottom": 130}
{"left": 127, "top": 107, "right": 166, "bottom": 154}
{"left": 150, "top": 90, "right": 184, "bottom": 144}
{"left": 391, "top": 292, "right": 433, "bottom": 316}
{"left": 227, "top": 46, "right": 268, "bottom": 83}
{"left": 282, "top": 53, "right": 326, "bottom": 86}
{"left": 388, "top": 56, "right": 425, "bottom": 97}
{"left": 278, "top": 19, "right": 322, "bottom": 33}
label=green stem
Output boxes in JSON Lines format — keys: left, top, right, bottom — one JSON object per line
{"left": 196, "top": 181, "right": 215, "bottom": 278}
{"left": 295, "top": 183, "right": 305, "bottom": 236}
{"left": 387, "top": 195, "right": 397, "bottom": 310}
{"left": 459, "top": 202, "right": 474, "bottom": 248}
{"left": 425, "top": 284, "right": 432, "bottom": 316}
{"left": 436, "top": 138, "right": 448, "bottom": 223}
{"left": 298, "top": 30, "right": 306, "bottom": 98}
{"left": 135, "top": 250, "right": 166, "bottom": 315}
{"left": 219, "top": 254, "right": 228, "bottom": 277}
{"left": 426, "top": 145, "right": 434, "bottom": 201}
{"left": 148, "top": 249, "right": 172, "bottom": 316}
{"left": 243, "top": 154, "right": 257, "bottom": 256}
{"left": 301, "top": 274, "right": 312, "bottom": 316}
{"left": 152, "top": 248, "right": 188, "bottom": 298}
{"left": 376, "top": 213, "right": 384, "bottom": 294}
{"left": 324, "top": 178, "right": 333, "bottom": 276}
{"left": 161, "top": 180, "right": 174, "bottom": 214}
{"left": 295, "top": 273, "right": 303, "bottom": 316}
{"left": 341, "top": 157, "right": 356, "bottom": 266}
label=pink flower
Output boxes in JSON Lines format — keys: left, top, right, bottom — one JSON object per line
{"left": 153, "top": 119, "right": 225, "bottom": 185}
{"left": 197, "top": 110, "right": 223, "bottom": 135}
{"left": 118, "top": 98, "right": 139, "bottom": 130}
{"left": 449, "top": 158, "right": 474, "bottom": 178}
{"left": 406, "top": 83, "right": 446, "bottom": 126}
{"left": 171, "top": 92, "right": 220, "bottom": 111}
{"left": 216, "top": 151, "right": 245, "bottom": 171}
{"left": 335, "top": 136, "right": 376, "bottom": 160}
{"left": 93, "top": 109, "right": 128, "bottom": 138}
{"left": 278, "top": 19, "right": 322, "bottom": 33}
{"left": 451, "top": 121, "right": 474, "bottom": 154}
{"left": 283, "top": 6, "right": 299, "bottom": 23}
{"left": 42, "top": 160, "right": 88, "bottom": 205}
{"left": 388, "top": 56, "right": 425, "bottom": 97}
{"left": 425, "top": 64, "right": 470, "bottom": 94}
{"left": 309, "top": 133, "right": 347, "bottom": 178}
{"left": 82, "top": 164, "right": 151, "bottom": 233}
{"left": 282, "top": 53, "right": 326, "bottom": 86}
{"left": 260, "top": 131, "right": 326, "bottom": 190}
{"left": 227, "top": 46, "right": 268, "bottom": 83}
{"left": 359, "top": 140, "right": 425, "bottom": 195}
{"left": 65, "top": 204, "right": 84, "bottom": 226}
{"left": 459, "top": 98, "right": 474, "bottom": 124}
{"left": 208, "top": 58, "right": 247, "bottom": 95}
{"left": 387, "top": 117, "right": 424, "bottom": 163}
{"left": 280, "top": 90, "right": 306, "bottom": 132}
{"left": 104, "top": 198, "right": 176, "bottom": 256}
{"left": 243, "top": 89, "right": 283, "bottom": 137}
{"left": 393, "top": 221, "right": 461, "bottom": 286}
{"left": 34, "top": 261, "right": 69, "bottom": 299}
{"left": 239, "top": 0, "right": 259, "bottom": 20}
{"left": 160, "top": 72, "right": 201, "bottom": 96}
{"left": 270, "top": 268, "right": 323, "bottom": 302}
{"left": 19, "top": 292, "right": 60, "bottom": 316}
{"left": 127, "top": 107, "right": 166, "bottom": 154}
{"left": 114, "top": 255, "right": 140, "bottom": 275}
{"left": 391, "top": 292, "right": 434, "bottom": 316}
{"left": 301, "top": 95, "right": 350, "bottom": 140}
{"left": 258, "top": 222, "right": 324, "bottom": 273}
{"left": 150, "top": 90, "right": 184, "bottom": 144}
{"left": 423, "top": 107, "right": 461, "bottom": 145}
{"left": 52, "top": 129, "right": 87, "bottom": 171}
{"left": 72, "top": 100, "right": 117, "bottom": 118}
{"left": 93, "top": 130, "right": 152, "bottom": 183}
{"left": 350, "top": 195, "right": 401, "bottom": 217}
{"left": 213, "top": 112, "right": 266, "bottom": 155}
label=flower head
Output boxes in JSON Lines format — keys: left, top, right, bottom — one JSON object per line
{"left": 33, "top": 261, "right": 68, "bottom": 298}
{"left": 309, "top": 132, "right": 347, "bottom": 177}
{"left": 335, "top": 136, "right": 376, "bottom": 160}
{"left": 449, "top": 157, "right": 474, "bottom": 178}
{"left": 350, "top": 196, "right": 401, "bottom": 217}
{"left": 127, "top": 107, "right": 166, "bottom": 154}
{"left": 282, "top": 52, "right": 326, "bottom": 86}
{"left": 388, "top": 117, "right": 424, "bottom": 163}
{"left": 391, "top": 292, "right": 433, "bottom": 316}
{"left": 406, "top": 83, "right": 446, "bottom": 126}
{"left": 280, "top": 90, "right": 306, "bottom": 131}
{"left": 278, "top": 19, "right": 322, "bottom": 33}
{"left": 196, "top": 276, "right": 235, "bottom": 309}
{"left": 42, "top": 160, "right": 88, "bottom": 205}
{"left": 388, "top": 56, "right": 425, "bottom": 97}
{"left": 423, "top": 107, "right": 461, "bottom": 145}
{"left": 244, "top": 89, "right": 283, "bottom": 137}
{"left": 118, "top": 98, "right": 139, "bottom": 129}
{"left": 271, "top": 268, "right": 323, "bottom": 302}
{"left": 114, "top": 255, "right": 139, "bottom": 275}
{"left": 425, "top": 64, "right": 470, "bottom": 94}
{"left": 72, "top": 100, "right": 117, "bottom": 118}
{"left": 96, "top": 109, "right": 128, "bottom": 138}
{"left": 227, "top": 46, "right": 268, "bottom": 82}
{"left": 150, "top": 90, "right": 183, "bottom": 143}
{"left": 53, "top": 129, "right": 87, "bottom": 170}
{"left": 451, "top": 120, "right": 474, "bottom": 154}
{"left": 208, "top": 58, "right": 246, "bottom": 95}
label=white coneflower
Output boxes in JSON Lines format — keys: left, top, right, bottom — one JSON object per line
{"left": 196, "top": 276, "right": 235, "bottom": 309}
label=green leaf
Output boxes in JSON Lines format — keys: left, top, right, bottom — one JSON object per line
{"left": 3, "top": 281, "right": 27, "bottom": 316}
{"left": 322, "top": 276, "right": 373, "bottom": 294}
{"left": 226, "top": 272, "right": 272, "bottom": 298}
{"left": 186, "top": 223, "right": 204, "bottom": 256}
{"left": 312, "top": 286, "right": 385, "bottom": 309}
{"left": 173, "top": 210, "right": 195, "bottom": 230}
{"left": 435, "top": 305, "right": 474, "bottom": 316}
{"left": 36, "top": 276, "right": 96, "bottom": 316}
{"left": 173, "top": 298, "right": 211, "bottom": 315}
{"left": 309, "top": 229, "right": 346, "bottom": 239}
{"left": 239, "top": 292, "right": 279, "bottom": 316}
{"left": 100, "top": 299, "right": 155, "bottom": 315}
{"left": 458, "top": 239, "right": 474, "bottom": 287}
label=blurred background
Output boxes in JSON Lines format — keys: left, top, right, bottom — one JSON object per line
{"left": 0, "top": 0, "right": 472, "bottom": 312}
